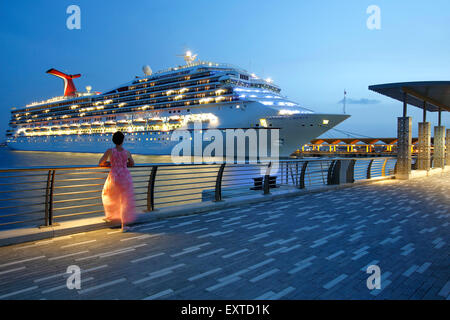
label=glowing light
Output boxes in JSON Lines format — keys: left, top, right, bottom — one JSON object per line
{"left": 322, "top": 119, "right": 329, "bottom": 125}
{"left": 279, "top": 109, "right": 300, "bottom": 115}
{"left": 215, "top": 89, "right": 226, "bottom": 95}
{"left": 259, "top": 119, "right": 268, "bottom": 128}
{"left": 265, "top": 77, "right": 273, "bottom": 83}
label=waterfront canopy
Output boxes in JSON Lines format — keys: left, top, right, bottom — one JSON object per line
{"left": 369, "top": 81, "right": 450, "bottom": 112}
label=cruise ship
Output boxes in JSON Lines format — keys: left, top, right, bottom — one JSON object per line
{"left": 6, "top": 52, "right": 349, "bottom": 157}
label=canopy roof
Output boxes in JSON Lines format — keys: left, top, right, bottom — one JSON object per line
{"left": 369, "top": 81, "right": 450, "bottom": 112}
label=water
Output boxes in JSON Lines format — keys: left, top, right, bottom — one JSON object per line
{"left": 0, "top": 147, "right": 269, "bottom": 230}
{"left": 0, "top": 147, "right": 172, "bottom": 168}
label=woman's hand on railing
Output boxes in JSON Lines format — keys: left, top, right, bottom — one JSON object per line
{"left": 99, "top": 161, "right": 111, "bottom": 168}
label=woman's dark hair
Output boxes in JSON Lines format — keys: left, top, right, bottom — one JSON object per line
{"left": 112, "top": 131, "right": 125, "bottom": 145}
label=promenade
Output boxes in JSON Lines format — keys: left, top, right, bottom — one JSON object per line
{"left": 0, "top": 172, "right": 449, "bottom": 300}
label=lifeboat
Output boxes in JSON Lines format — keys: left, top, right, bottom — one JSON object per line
{"left": 132, "top": 118, "right": 147, "bottom": 125}
{"left": 148, "top": 119, "right": 163, "bottom": 126}
{"left": 81, "top": 123, "right": 91, "bottom": 127}
{"left": 104, "top": 121, "right": 116, "bottom": 127}
{"left": 91, "top": 122, "right": 103, "bottom": 128}
{"left": 168, "top": 118, "right": 182, "bottom": 124}
{"left": 69, "top": 123, "right": 80, "bottom": 128}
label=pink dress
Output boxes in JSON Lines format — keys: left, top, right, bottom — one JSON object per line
{"left": 102, "top": 148, "right": 137, "bottom": 224}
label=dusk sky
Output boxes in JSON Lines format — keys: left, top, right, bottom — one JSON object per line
{"left": 1, "top": 0, "right": 449, "bottom": 141}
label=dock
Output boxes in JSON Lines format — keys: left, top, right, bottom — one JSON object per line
{"left": 0, "top": 169, "right": 448, "bottom": 299}
{"left": 0, "top": 155, "right": 448, "bottom": 300}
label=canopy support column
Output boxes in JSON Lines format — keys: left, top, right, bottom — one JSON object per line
{"left": 446, "top": 129, "right": 450, "bottom": 168}
{"left": 417, "top": 122, "right": 431, "bottom": 171}
{"left": 397, "top": 116, "right": 412, "bottom": 179}
{"left": 434, "top": 125, "right": 446, "bottom": 169}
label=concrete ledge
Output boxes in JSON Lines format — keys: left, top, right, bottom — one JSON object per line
{"left": 0, "top": 175, "right": 395, "bottom": 247}
{"left": 410, "top": 167, "right": 448, "bottom": 179}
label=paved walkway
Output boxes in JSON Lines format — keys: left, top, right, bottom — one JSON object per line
{"left": 0, "top": 173, "right": 449, "bottom": 300}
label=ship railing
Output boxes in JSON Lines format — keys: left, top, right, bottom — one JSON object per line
{"left": 0, "top": 157, "right": 398, "bottom": 230}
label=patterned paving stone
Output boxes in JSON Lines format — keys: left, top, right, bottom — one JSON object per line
{"left": 0, "top": 172, "right": 449, "bottom": 299}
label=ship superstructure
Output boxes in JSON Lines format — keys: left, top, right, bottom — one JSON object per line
{"left": 6, "top": 52, "right": 349, "bottom": 156}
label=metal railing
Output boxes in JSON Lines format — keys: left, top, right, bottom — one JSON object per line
{"left": 0, "top": 157, "right": 398, "bottom": 230}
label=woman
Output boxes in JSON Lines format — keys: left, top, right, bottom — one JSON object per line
{"left": 99, "top": 131, "right": 136, "bottom": 232}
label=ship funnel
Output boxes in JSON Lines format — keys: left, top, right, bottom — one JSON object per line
{"left": 46, "top": 68, "right": 81, "bottom": 97}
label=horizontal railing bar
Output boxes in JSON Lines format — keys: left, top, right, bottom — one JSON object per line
{"left": 0, "top": 180, "right": 46, "bottom": 187}
{"left": 0, "top": 202, "right": 45, "bottom": 211}
{"left": 0, "top": 208, "right": 45, "bottom": 218}
{"left": 155, "top": 176, "right": 217, "bottom": 183}
{"left": 0, "top": 188, "right": 46, "bottom": 194}
{"left": 0, "top": 196, "right": 45, "bottom": 202}
{"left": 53, "top": 196, "right": 102, "bottom": 204}
{"left": 54, "top": 209, "right": 105, "bottom": 219}
{"left": 54, "top": 183, "right": 105, "bottom": 189}
{"left": 155, "top": 181, "right": 215, "bottom": 189}
{"left": 155, "top": 185, "right": 213, "bottom": 194}
{"left": 0, "top": 217, "right": 43, "bottom": 227}
{"left": 0, "top": 210, "right": 44, "bottom": 218}
{"left": 0, "top": 158, "right": 397, "bottom": 173}
{"left": 54, "top": 172, "right": 109, "bottom": 177}
{"left": 0, "top": 173, "right": 49, "bottom": 179}
{"left": 55, "top": 177, "right": 106, "bottom": 183}
{"left": 156, "top": 172, "right": 218, "bottom": 178}
{"left": 53, "top": 189, "right": 103, "bottom": 197}
{"left": 221, "top": 182, "right": 254, "bottom": 188}
{"left": 53, "top": 203, "right": 103, "bottom": 212}
{"left": 154, "top": 191, "right": 203, "bottom": 200}
{"left": 155, "top": 196, "right": 202, "bottom": 206}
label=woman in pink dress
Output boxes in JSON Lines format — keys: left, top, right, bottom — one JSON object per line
{"left": 99, "top": 131, "right": 137, "bottom": 232}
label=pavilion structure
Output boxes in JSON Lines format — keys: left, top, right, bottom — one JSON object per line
{"left": 369, "top": 81, "right": 449, "bottom": 179}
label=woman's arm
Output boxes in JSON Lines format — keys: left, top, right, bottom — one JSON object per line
{"left": 99, "top": 149, "right": 111, "bottom": 167}
{"left": 127, "top": 151, "right": 135, "bottom": 167}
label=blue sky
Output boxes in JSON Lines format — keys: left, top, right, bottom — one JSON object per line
{"left": 0, "top": 0, "right": 449, "bottom": 140}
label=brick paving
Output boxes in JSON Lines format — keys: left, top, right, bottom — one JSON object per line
{"left": 0, "top": 172, "right": 449, "bottom": 300}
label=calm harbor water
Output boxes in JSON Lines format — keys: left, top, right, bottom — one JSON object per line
{"left": 0, "top": 147, "right": 273, "bottom": 230}
{"left": 0, "top": 147, "right": 355, "bottom": 231}
{"left": 0, "top": 147, "right": 173, "bottom": 168}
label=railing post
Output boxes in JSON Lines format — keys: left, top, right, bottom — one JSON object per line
{"left": 214, "top": 163, "right": 226, "bottom": 202}
{"left": 263, "top": 162, "right": 272, "bottom": 195}
{"left": 48, "top": 170, "right": 55, "bottom": 225}
{"left": 367, "top": 159, "right": 374, "bottom": 179}
{"left": 327, "top": 160, "right": 341, "bottom": 185}
{"left": 346, "top": 159, "right": 356, "bottom": 183}
{"left": 147, "top": 166, "right": 158, "bottom": 212}
{"left": 381, "top": 158, "right": 388, "bottom": 176}
{"left": 300, "top": 161, "right": 308, "bottom": 189}
{"left": 43, "top": 170, "right": 52, "bottom": 227}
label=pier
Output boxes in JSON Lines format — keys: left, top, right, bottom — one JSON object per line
{"left": 0, "top": 168, "right": 448, "bottom": 299}
{"left": 0, "top": 155, "right": 448, "bottom": 299}
{"left": 294, "top": 137, "right": 437, "bottom": 158}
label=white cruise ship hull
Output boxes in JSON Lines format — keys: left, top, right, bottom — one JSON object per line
{"left": 7, "top": 110, "right": 349, "bottom": 158}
